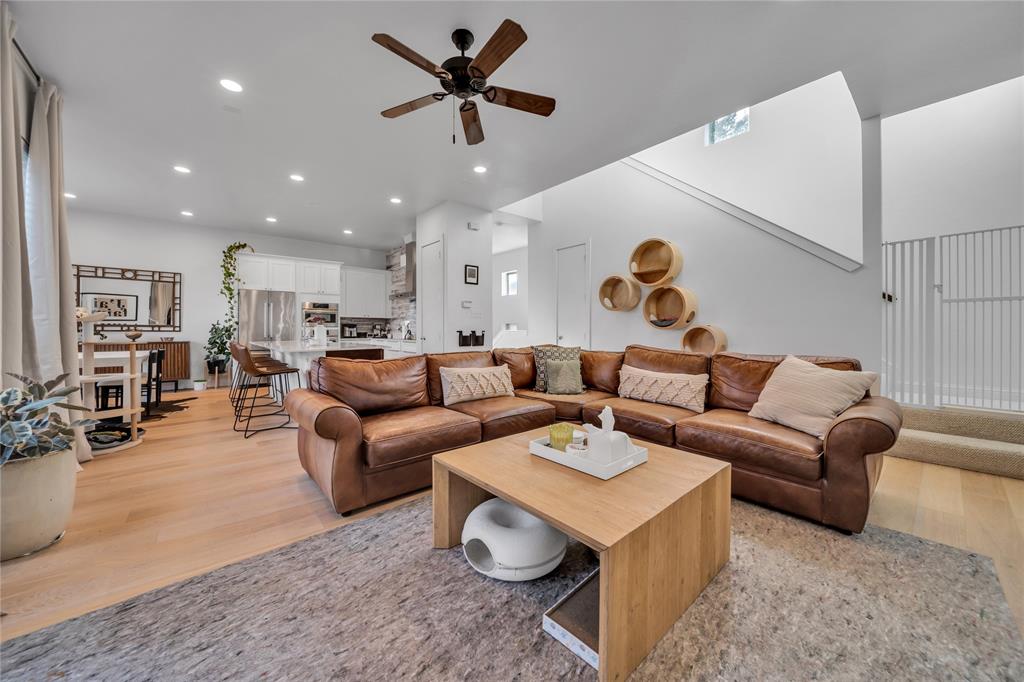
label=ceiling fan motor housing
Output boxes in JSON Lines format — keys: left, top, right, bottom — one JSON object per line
{"left": 440, "top": 55, "right": 485, "bottom": 99}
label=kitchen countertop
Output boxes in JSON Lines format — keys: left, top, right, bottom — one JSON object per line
{"left": 252, "top": 340, "right": 392, "bottom": 354}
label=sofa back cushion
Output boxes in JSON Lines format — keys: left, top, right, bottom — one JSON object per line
{"left": 623, "top": 345, "right": 710, "bottom": 375}
{"left": 492, "top": 347, "right": 535, "bottom": 389}
{"left": 309, "top": 355, "right": 429, "bottom": 415}
{"left": 709, "top": 352, "right": 862, "bottom": 412}
{"left": 581, "top": 350, "right": 625, "bottom": 394}
{"left": 426, "top": 351, "right": 496, "bottom": 405}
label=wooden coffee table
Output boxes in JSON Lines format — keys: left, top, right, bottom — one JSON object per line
{"left": 432, "top": 427, "right": 731, "bottom": 682}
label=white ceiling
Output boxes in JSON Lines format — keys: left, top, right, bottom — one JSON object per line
{"left": 12, "top": 1, "right": 1023, "bottom": 251}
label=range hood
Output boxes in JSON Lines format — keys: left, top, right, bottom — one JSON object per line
{"left": 404, "top": 241, "right": 416, "bottom": 293}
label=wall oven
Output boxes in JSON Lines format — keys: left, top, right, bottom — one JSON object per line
{"left": 302, "top": 302, "right": 339, "bottom": 328}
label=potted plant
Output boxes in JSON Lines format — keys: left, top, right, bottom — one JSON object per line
{"left": 1, "top": 373, "right": 95, "bottom": 561}
{"left": 204, "top": 320, "right": 232, "bottom": 373}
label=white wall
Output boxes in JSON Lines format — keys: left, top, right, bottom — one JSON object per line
{"left": 632, "top": 72, "right": 864, "bottom": 263}
{"left": 415, "top": 201, "right": 494, "bottom": 352}
{"left": 528, "top": 158, "right": 882, "bottom": 368}
{"left": 68, "top": 209, "right": 385, "bottom": 383}
{"left": 882, "top": 76, "right": 1024, "bottom": 242}
{"left": 492, "top": 247, "right": 528, "bottom": 333}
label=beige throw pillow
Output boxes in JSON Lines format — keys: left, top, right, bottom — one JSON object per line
{"left": 749, "top": 355, "right": 878, "bottom": 437}
{"left": 618, "top": 364, "right": 708, "bottom": 413}
{"left": 439, "top": 365, "right": 514, "bottom": 406}
{"left": 546, "top": 359, "right": 584, "bottom": 395}
{"left": 532, "top": 345, "right": 581, "bottom": 391}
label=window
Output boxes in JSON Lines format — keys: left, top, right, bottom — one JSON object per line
{"left": 501, "top": 270, "right": 518, "bottom": 296}
{"left": 705, "top": 107, "right": 749, "bottom": 145}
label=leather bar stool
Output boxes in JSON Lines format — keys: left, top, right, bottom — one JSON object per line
{"left": 229, "top": 342, "right": 290, "bottom": 408}
{"left": 230, "top": 342, "right": 300, "bottom": 438}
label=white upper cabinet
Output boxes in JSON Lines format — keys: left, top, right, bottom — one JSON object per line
{"left": 320, "top": 264, "right": 342, "bottom": 295}
{"left": 267, "top": 258, "right": 296, "bottom": 292}
{"left": 298, "top": 262, "right": 321, "bottom": 294}
{"left": 344, "top": 268, "right": 387, "bottom": 318}
{"left": 298, "top": 261, "right": 342, "bottom": 296}
{"left": 237, "top": 255, "right": 269, "bottom": 290}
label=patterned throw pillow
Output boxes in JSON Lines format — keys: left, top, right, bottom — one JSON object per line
{"left": 532, "top": 345, "right": 581, "bottom": 392}
{"left": 749, "top": 355, "right": 878, "bottom": 437}
{"left": 439, "top": 365, "right": 514, "bottom": 406}
{"left": 546, "top": 359, "right": 584, "bottom": 395}
{"left": 618, "top": 364, "right": 708, "bottom": 413}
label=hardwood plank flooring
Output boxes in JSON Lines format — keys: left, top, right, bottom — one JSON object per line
{"left": 1, "top": 390, "right": 1021, "bottom": 640}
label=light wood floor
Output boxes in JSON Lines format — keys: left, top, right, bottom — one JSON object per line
{"left": 1, "top": 389, "right": 1021, "bottom": 641}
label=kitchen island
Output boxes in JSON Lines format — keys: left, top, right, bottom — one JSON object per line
{"left": 252, "top": 339, "right": 421, "bottom": 386}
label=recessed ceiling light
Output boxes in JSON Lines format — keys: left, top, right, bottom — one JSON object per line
{"left": 389, "top": 197, "right": 402, "bottom": 204}
{"left": 289, "top": 173, "right": 304, "bottom": 182}
{"left": 63, "top": 192, "right": 76, "bottom": 199}
{"left": 173, "top": 165, "right": 191, "bottom": 174}
{"left": 219, "top": 78, "right": 243, "bottom": 93}
{"left": 180, "top": 210, "right": 193, "bottom": 217}
{"left": 343, "top": 229, "right": 353, "bottom": 235}
{"left": 265, "top": 216, "right": 278, "bottom": 223}
{"left": 473, "top": 166, "right": 487, "bottom": 174}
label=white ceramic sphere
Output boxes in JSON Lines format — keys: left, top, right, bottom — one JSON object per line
{"left": 461, "top": 498, "right": 568, "bottom": 581}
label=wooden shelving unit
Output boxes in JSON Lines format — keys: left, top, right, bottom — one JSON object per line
{"left": 681, "top": 324, "right": 728, "bottom": 353}
{"left": 629, "top": 238, "right": 683, "bottom": 287}
{"left": 80, "top": 341, "right": 143, "bottom": 454}
{"left": 643, "top": 286, "right": 699, "bottom": 330}
{"left": 598, "top": 276, "right": 641, "bottom": 311}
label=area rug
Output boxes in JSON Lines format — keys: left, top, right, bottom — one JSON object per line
{"left": 2, "top": 499, "right": 1021, "bottom": 680}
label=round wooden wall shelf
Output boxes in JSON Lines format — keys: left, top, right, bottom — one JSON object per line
{"left": 599, "top": 276, "right": 641, "bottom": 311}
{"left": 629, "top": 238, "right": 683, "bottom": 287}
{"left": 643, "top": 286, "right": 698, "bottom": 330}
{"left": 682, "top": 325, "right": 728, "bottom": 354}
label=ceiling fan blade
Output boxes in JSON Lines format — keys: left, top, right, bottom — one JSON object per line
{"left": 381, "top": 93, "right": 446, "bottom": 119}
{"left": 482, "top": 86, "right": 556, "bottom": 117}
{"left": 460, "top": 101, "right": 485, "bottom": 145}
{"left": 372, "top": 33, "right": 449, "bottom": 78}
{"left": 468, "top": 19, "right": 527, "bottom": 79}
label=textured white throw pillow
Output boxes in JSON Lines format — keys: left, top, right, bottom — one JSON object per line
{"left": 618, "top": 364, "right": 708, "bottom": 413}
{"left": 749, "top": 355, "right": 878, "bottom": 437}
{"left": 439, "top": 365, "right": 514, "bottom": 406}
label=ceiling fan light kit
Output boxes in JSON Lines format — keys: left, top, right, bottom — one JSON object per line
{"left": 373, "top": 19, "right": 556, "bottom": 145}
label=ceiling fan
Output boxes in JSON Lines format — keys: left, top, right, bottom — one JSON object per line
{"left": 372, "top": 19, "right": 556, "bottom": 145}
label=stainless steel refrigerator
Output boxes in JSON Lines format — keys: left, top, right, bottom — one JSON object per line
{"left": 237, "top": 289, "right": 298, "bottom": 345}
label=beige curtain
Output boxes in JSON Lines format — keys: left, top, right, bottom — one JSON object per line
{"left": 24, "top": 81, "right": 90, "bottom": 461}
{"left": 0, "top": 3, "right": 37, "bottom": 387}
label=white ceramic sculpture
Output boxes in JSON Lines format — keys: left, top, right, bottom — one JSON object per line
{"left": 461, "top": 498, "right": 568, "bottom": 581}
{"left": 583, "top": 406, "right": 631, "bottom": 464}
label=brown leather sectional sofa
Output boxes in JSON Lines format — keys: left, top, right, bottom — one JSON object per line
{"left": 284, "top": 344, "right": 902, "bottom": 533}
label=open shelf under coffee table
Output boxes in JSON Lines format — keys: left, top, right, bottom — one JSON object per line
{"left": 432, "top": 427, "right": 731, "bottom": 682}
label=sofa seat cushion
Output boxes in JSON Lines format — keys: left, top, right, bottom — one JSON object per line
{"left": 362, "top": 406, "right": 481, "bottom": 470}
{"left": 515, "top": 388, "right": 615, "bottom": 420}
{"left": 675, "top": 408, "right": 823, "bottom": 481}
{"left": 447, "top": 396, "right": 556, "bottom": 441}
{"left": 582, "top": 397, "right": 697, "bottom": 445}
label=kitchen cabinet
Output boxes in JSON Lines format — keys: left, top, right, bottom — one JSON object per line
{"left": 298, "top": 262, "right": 342, "bottom": 296}
{"left": 238, "top": 255, "right": 296, "bottom": 292}
{"left": 344, "top": 268, "right": 387, "bottom": 318}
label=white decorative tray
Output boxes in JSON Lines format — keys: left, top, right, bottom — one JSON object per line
{"left": 529, "top": 432, "right": 648, "bottom": 480}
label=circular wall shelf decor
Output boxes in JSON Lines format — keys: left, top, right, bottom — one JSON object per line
{"left": 643, "top": 286, "right": 699, "bottom": 330}
{"left": 682, "top": 324, "right": 728, "bottom": 354}
{"left": 598, "top": 276, "right": 641, "bottom": 311}
{"left": 629, "top": 238, "right": 683, "bottom": 287}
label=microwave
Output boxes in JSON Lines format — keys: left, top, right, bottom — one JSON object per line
{"left": 302, "top": 302, "right": 339, "bottom": 327}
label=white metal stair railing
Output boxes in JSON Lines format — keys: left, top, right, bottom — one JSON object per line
{"left": 882, "top": 225, "right": 1023, "bottom": 412}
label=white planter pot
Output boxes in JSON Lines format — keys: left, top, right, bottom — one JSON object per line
{"left": 1, "top": 448, "right": 77, "bottom": 561}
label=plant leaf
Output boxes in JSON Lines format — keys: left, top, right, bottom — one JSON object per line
{"left": 43, "top": 374, "right": 70, "bottom": 391}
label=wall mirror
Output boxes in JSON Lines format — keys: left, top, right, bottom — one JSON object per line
{"left": 73, "top": 264, "right": 181, "bottom": 332}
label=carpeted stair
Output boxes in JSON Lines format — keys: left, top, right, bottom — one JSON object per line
{"left": 886, "top": 406, "right": 1024, "bottom": 479}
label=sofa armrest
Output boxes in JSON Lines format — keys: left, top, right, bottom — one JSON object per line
{"left": 284, "top": 389, "right": 366, "bottom": 514}
{"left": 820, "top": 397, "right": 903, "bottom": 532}
{"left": 285, "top": 388, "right": 362, "bottom": 441}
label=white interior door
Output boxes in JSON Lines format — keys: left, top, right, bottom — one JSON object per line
{"left": 421, "top": 239, "right": 444, "bottom": 353}
{"left": 556, "top": 243, "right": 589, "bottom": 348}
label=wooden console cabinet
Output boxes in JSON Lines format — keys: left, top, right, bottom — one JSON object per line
{"left": 90, "top": 341, "right": 190, "bottom": 389}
